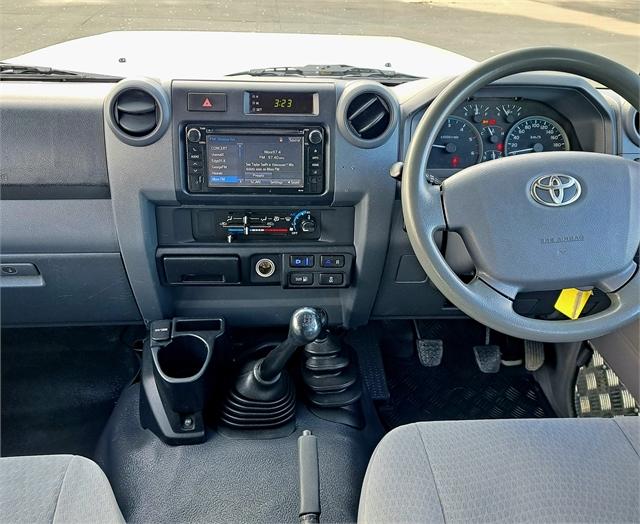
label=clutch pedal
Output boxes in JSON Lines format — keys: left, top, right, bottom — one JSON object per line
{"left": 413, "top": 320, "right": 443, "bottom": 367}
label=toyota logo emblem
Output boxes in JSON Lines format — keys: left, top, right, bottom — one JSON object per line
{"left": 530, "top": 174, "right": 582, "bottom": 207}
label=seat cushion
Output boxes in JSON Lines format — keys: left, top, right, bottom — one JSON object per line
{"left": 359, "top": 417, "right": 640, "bottom": 524}
{"left": 0, "top": 454, "right": 124, "bottom": 524}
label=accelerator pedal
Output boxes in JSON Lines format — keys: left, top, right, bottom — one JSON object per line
{"left": 413, "top": 320, "right": 443, "bottom": 367}
{"left": 524, "top": 340, "right": 545, "bottom": 371}
{"left": 473, "top": 328, "right": 501, "bottom": 373}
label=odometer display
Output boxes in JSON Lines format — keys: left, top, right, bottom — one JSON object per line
{"left": 428, "top": 116, "right": 482, "bottom": 169}
{"left": 505, "top": 116, "right": 569, "bottom": 157}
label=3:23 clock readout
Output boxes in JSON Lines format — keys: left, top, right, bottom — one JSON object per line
{"left": 249, "top": 91, "right": 315, "bottom": 114}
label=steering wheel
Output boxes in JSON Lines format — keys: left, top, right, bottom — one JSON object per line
{"left": 403, "top": 47, "right": 640, "bottom": 343}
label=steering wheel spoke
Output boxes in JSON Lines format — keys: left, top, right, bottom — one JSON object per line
{"left": 412, "top": 177, "right": 448, "bottom": 235}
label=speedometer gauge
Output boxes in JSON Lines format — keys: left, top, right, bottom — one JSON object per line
{"left": 428, "top": 116, "right": 482, "bottom": 169}
{"left": 504, "top": 116, "right": 569, "bottom": 157}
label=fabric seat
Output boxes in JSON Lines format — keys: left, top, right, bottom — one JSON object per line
{"left": 359, "top": 417, "right": 640, "bottom": 523}
{"left": 0, "top": 454, "right": 124, "bottom": 524}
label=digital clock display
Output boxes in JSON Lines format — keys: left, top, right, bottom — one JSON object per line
{"left": 249, "top": 91, "right": 315, "bottom": 114}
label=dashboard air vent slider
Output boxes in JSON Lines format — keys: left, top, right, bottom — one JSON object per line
{"left": 347, "top": 92, "right": 391, "bottom": 140}
{"left": 114, "top": 89, "right": 158, "bottom": 137}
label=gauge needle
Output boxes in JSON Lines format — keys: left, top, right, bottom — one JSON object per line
{"left": 507, "top": 148, "right": 534, "bottom": 155}
{"left": 432, "top": 144, "right": 446, "bottom": 149}
{"left": 487, "top": 127, "right": 494, "bottom": 136}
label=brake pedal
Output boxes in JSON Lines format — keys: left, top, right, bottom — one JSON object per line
{"left": 413, "top": 320, "right": 443, "bottom": 367}
{"left": 473, "top": 328, "right": 501, "bottom": 373}
{"left": 524, "top": 340, "right": 545, "bottom": 371}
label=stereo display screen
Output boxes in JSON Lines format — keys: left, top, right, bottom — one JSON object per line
{"left": 206, "top": 134, "right": 304, "bottom": 188}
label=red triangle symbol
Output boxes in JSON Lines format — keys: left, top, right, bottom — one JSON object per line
{"left": 202, "top": 97, "right": 213, "bottom": 108}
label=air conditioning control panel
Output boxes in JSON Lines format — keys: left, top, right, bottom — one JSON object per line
{"left": 193, "top": 209, "right": 321, "bottom": 243}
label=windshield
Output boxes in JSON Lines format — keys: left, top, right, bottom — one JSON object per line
{"left": 1, "top": 0, "right": 638, "bottom": 77}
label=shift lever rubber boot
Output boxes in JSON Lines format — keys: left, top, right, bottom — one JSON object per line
{"left": 220, "top": 308, "right": 323, "bottom": 437}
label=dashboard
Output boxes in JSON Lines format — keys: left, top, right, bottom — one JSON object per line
{"left": 1, "top": 71, "right": 635, "bottom": 328}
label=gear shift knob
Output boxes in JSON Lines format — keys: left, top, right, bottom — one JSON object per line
{"left": 288, "top": 307, "right": 324, "bottom": 345}
{"left": 258, "top": 307, "right": 324, "bottom": 382}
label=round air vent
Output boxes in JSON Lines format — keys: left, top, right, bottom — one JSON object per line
{"left": 338, "top": 83, "right": 398, "bottom": 148}
{"left": 106, "top": 79, "right": 170, "bottom": 146}
{"left": 347, "top": 92, "right": 391, "bottom": 140}
{"left": 622, "top": 102, "right": 640, "bottom": 147}
{"left": 114, "top": 89, "right": 158, "bottom": 137}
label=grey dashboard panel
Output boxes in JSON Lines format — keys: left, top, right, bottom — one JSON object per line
{"left": 0, "top": 200, "right": 119, "bottom": 254}
{"left": 0, "top": 253, "right": 141, "bottom": 326}
{"left": 0, "top": 83, "right": 113, "bottom": 199}
{"left": 0, "top": 83, "right": 141, "bottom": 326}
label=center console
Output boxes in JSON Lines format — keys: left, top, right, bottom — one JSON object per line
{"left": 104, "top": 77, "right": 398, "bottom": 328}
{"left": 150, "top": 80, "right": 358, "bottom": 325}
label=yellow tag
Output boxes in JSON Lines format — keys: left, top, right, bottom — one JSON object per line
{"left": 554, "top": 288, "right": 593, "bottom": 320}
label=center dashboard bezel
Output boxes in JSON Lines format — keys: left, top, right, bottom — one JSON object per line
{"left": 171, "top": 80, "right": 337, "bottom": 205}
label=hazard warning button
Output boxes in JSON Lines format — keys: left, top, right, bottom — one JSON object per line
{"left": 187, "top": 93, "right": 227, "bottom": 112}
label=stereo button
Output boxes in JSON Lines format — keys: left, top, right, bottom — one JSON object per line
{"left": 290, "top": 273, "right": 313, "bottom": 285}
{"left": 308, "top": 130, "right": 323, "bottom": 144}
{"left": 320, "top": 255, "right": 345, "bottom": 268}
{"left": 290, "top": 255, "right": 314, "bottom": 268}
{"left": 319, "top": 273, "right": 344, "bottom": 286}
{"left": 186, "top": 128, "right": 201, "bottom": 142}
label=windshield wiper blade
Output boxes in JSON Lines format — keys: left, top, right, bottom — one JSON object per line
{"left": 227, "top": 64, "right": 420, "bottom": 81}
{"left": 0, "top": 62, "right": 121, "bottom": 81}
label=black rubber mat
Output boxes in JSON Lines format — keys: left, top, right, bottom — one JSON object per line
{"left": 1, "top": 326, "right": 141, "bottom": 458}
{"left": 347, "top": 325, "right": 390, "bottom": 401}
{"left": 377, "top": 320, "right": 556, "bottom": 429}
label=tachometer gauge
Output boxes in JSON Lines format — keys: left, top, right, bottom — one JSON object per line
{"left": 462, "top": 103, "right": 490, "bottom": 123}
{"left": 428, "top": 116, "right": 482, "bottom": 169}
{"left": 482, "top": 150, "right": 503, "bottom": 161}
{"left": 495, "top": 103, "right": 523, "bottom": 123}
{"left": 504, "top": 116, "right": 569, "bottom": 157}
{"left": 481, "top": 125, "right": 505, "bottom": 145}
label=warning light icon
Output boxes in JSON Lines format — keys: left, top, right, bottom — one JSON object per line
{"left": 202, "top": 98, "right": 212, "bottom": 108}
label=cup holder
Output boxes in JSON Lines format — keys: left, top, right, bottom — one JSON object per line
{"left": 156, "top": 334, "right": 209, "bottom": 380}
{"left": 141, "top": 318, "right": 227, "bottom": 445}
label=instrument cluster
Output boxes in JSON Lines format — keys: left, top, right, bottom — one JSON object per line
{"left": 427, "top": 98, "right": 574, "bottom": 171}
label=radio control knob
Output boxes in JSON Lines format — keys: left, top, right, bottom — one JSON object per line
{"left": 187, "top": 128, "right": 201, "bottom": 143}
{"left": 300, "top": 217, "right": 317, "bottom": 233}
{"left": 308, "top": 130, "right": 323, "bottom": 145}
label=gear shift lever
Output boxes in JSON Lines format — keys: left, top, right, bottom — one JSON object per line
{"left": 220, "top": 307, "right": 325, "bottom": 434}
{"left": 258, "top": 307, "right": 324, "bottom": 382}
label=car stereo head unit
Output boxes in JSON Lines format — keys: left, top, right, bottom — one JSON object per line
{"left": 185, "top": 126, "right": 325, "bottom": 195}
